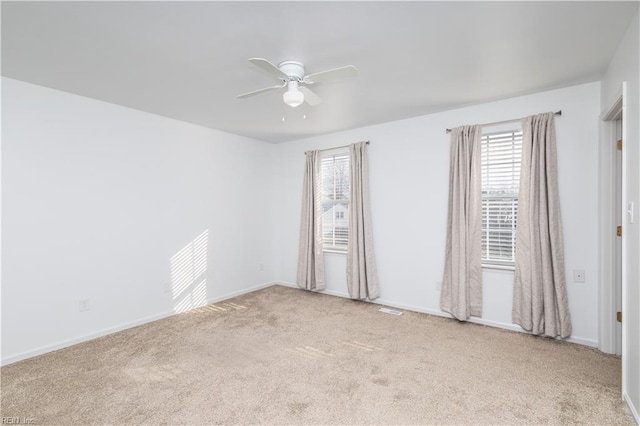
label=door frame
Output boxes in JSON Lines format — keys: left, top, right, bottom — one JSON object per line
{"left": 599, "top": 82, "right": 626, "bottom": 385}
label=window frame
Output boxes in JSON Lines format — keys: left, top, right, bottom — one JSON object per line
{"left": 480, "top": 128, "right": 523, "bottom": 270}
{"left": 319, "top": 149, "right": 350, "bottom": 254}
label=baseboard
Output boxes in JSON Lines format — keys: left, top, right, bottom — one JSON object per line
{"left": 206, "top": 281, "right": 278, "bottom": 304}
{"left": 275, "top": 282, "right": 598, "bottom": 348}
{"left": 277, "top": 281, "right": 298, "bottom": 289}
{"left": 1, "top": 310, "right": 175, "bottom": 367}
{"left": 624, "top": 392, "right": 640, "bottom": 425}
{"left": 3, "top": 280, "right": 597, "bottom": 366}
{"left": 1, "top": 281, "right": 278, "bottom": 366}
{"left": 563, "top": 335, "right": 599, "bottom": 348}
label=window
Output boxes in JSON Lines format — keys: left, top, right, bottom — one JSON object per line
{"left": 481, "top": 129, "right": 523, "bottom": 267}
{"left": 320, "top": 151, "right": 350, "bottom": 252}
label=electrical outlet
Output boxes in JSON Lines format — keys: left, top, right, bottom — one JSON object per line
{"left": 259, "top": 263, "right": 265, "bottom": 271}
{"left": 573, "top": 270, "right": 585, "bottom": 283}
{"left": 79, "top": 298, "right": 91, "bottom": 312}
{"left": 435, "top": 281, "right": 442, "bottom": 291}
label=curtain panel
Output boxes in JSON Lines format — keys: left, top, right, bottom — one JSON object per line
{"left": 347, "top": 141, "right": 380, "bottom": 300}
{"left": 297, "top": 150, "right": 325, "bottom": 291}
{"left": 513, "top": 112, "right": 572, "bottom": 338}
{"left": 440, "top": 125, "right": 483, "bottom": 320}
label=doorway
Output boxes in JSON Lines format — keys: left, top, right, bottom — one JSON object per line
{"left": 599, "top": 87, "right": 625, "bottom": 360}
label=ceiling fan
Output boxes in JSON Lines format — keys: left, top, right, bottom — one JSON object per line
{"left": 237, "top": 58, "right": 358, "bottom": 107}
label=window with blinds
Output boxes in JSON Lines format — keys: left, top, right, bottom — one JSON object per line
{"left": 481, "top": 130, "right": 523, "bottom": 266}
{"left": 320, "top": 152, "right": 350, "bottom": 252}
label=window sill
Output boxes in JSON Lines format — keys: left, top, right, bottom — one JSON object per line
{"left": 482, "top": 263, "right": 515, "bottom": 272}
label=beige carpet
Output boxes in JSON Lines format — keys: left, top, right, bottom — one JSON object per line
{"left": 1, "top": 285, "right": 632, "bottom": 425}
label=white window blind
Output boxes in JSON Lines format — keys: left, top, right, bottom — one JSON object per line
{"left": 481, "top": 130, "right": 523, "bottom": 266}
{"left": 320, "top": 152, "right": 350, "bottom": 252}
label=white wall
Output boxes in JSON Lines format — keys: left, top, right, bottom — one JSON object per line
{"left": 275, "top": 82, "right": 601, "bottom": 347}
{"left": 601, "top": 10, "right": 640, "bottom": 422}
{"left": 1, "top": 78, "right": 276, "bottom": 364}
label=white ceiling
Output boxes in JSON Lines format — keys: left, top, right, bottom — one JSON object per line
{"left": 2, "top": 1, "right": 637, "bottom": 143}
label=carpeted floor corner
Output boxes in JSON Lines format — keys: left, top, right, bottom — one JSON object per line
{"left": 1, "top": 285, "right": 633, "bottom": 425}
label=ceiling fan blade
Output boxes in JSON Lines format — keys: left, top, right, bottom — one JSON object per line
{"left": 237, "top": 85, "right": 283, "bottom": 99}
{"left": 299, "top": 86, "right": 322, "bottom": 106}
{"left": 248, "top": 58, "right": 288, "bottom": 80}
{"left": 304, "top": 65, "right": 358, "bottom": 84}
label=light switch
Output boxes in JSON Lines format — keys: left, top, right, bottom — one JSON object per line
{"left": 573, "top": 270, "right": 585, "bottom": 283}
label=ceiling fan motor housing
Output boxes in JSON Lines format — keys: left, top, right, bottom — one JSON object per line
{"left": 278, "top": 61, "right": 305, "bottom": 81}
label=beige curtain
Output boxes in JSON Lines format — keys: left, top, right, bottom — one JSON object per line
{"left": 347, "top": 142, "right": 380, "bottom": 300}
{"left": 440, "top": 125, "right": 483, "bottom": 320}
{"left": 297, "top": 150, "right": 325, "bottom": 291}
{"left": 513, "top": 113, "right": 572, "bottom": 338}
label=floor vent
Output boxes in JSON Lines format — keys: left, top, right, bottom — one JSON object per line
{"left": 378, "top": 307, "right": 403, "bottom": 316}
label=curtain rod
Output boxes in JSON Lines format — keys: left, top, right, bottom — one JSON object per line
{"left": 445, "top": 110, "right": 562, "bottom": 133}
{"left": 305, "top": 141, "right": 369, "bottom": 155}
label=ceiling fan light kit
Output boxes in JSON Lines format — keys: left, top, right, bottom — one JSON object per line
{"left": 283, "top": 81, "right": 304, "bottom": 107}
{"left": 238, "top": 57, "right": 358, "bottom": 108}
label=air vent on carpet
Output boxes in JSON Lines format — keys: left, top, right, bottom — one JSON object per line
{"left": 378, "top": 307, "right": 403, "bottom": 316}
